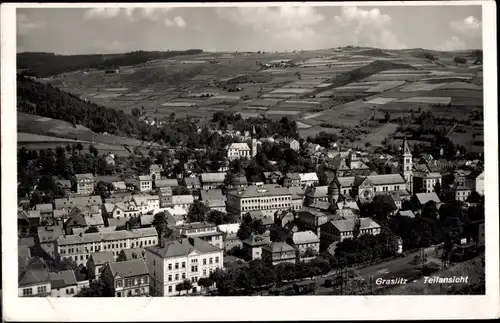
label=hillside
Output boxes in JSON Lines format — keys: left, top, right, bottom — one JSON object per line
{"left": 17, "top": 49, "right": 204, "bottom": 77}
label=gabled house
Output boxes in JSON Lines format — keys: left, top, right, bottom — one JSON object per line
{"left": 149, "top": 164, "right": 164, "bottom": 181}
{"left": 18, "top": 258, "right": 51, "bottom": 297}
{"left": 263, "top": 171, "right": 285, "bottom": 184}
{"left": 200, "top": 172, "right": 226, "bottom": 189}
{"left": 135, "top": 175, "right": 153, "bottom": 193}
{"left": 242, "top": 233, "right": 271, "bottom": 261}
{"left": 283, "top": 173, "right": 301, "bottom": 187}
{"left": 49, "top": 270, "right": 78, "bottom": 297}
{"left": 87, "top": 251, "right": 116, "bottom": 280}
{"left": 305, "top": 186, "right": 329, "bottom": 205}
{"left": 101, "top": 259, "right": 150, "bottom": 297}
{"left": 299, "top": 173, "right": 319, "bottom": 187}
{"left": 262, "top": 242, "right": 296, "bottom": 266}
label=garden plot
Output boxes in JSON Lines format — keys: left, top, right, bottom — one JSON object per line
{"left": 248, "top": 98, "right": 282, "bottom": 108}
{"left": 398, "top": 96, "right": 451, "bottom": 104}
{"left": 161, "top": 102, "right": 198, "bottom": 107}
{"left": 357, "top": 123, "right": 399, "bottom": 147}
{"left": 315, "top": 83, "right": 333, "bottom": 88}
{"left": 105, "top": 87, "right": 129, "bottom": 92}
{"left": 438, "top": 82, "right": 481, "bottom": 91}
{"left": 316, "top": 90, "right": 335, "bottom": 98}
{"left": 92, "top": 93, "right": 122, "bottom": 99}
{"left": 261, "top": 93, "right": 297, "bottom": 99}
{"left": 399, "top": 82, "right": 445, "bottom": 92}
{"left": 266, "top": 110, "right": 301, "bottom": 115}
{"left": 380, "top": 69, "right": 429, "bottom": 75}
{"left": 365, "top": 97, "right": 399, "bottom": 104}
{"left": 296, "top": 121, "right": 313, "bottom": 129}
{"left": 364, "top": 73, "right": 428, "bottom": 82}
{"left": 420, "top": 76, "right": 472, "bottom": 83}
{"left": 211, "top": 95, "right": 241, "bottom": 100}
{"left": 269, "top": 88, "right": 312, "bottom": 94}
{"left": 302, "top": 112, "right": 324, "bottom": 119}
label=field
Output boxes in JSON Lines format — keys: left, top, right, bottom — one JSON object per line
{"left": 26, "top": 47, "right": 482, "bottom": 149}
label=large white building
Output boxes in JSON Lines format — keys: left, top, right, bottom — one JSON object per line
{"left": 76, "top": 173, "right": 95, "bottom": 195}
{"left": 145, "top": 237, "right": 223, "bottom": 296}
{"left": 55, "top": 228, "right": 158, "bottom": 266}
{"left": 226, "top": 184, "right": 292, "bottom": 217}
{"left": 226, "top": 143, "right": 252, "bottom": 161}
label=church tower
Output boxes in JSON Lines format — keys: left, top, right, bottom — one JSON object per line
{"left": 400, "top": 138, "right": 413, "bottom": 193}
{"left": 251, "top": 126, "right": 258, "bottom": 158}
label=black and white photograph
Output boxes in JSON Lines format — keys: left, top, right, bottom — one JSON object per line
{"left": 2, "top": 2, "right": 498, "bottom": 321}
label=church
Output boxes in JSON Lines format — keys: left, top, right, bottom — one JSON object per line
{"left": 328, "top": 138, "right": 413, "bottom": 204}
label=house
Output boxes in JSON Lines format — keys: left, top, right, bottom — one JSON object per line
{"left": 226, "top": 142, "right": 252, "bottom": 160}
{"left": 200, "top": 172, "right": 226, "bottom": 189}
{"left": 413, "top": 172, "right": 442, "bottom": 194}
{"left": 136, "top": 175, "right": 153, "bottom": 192}
{"left": 227, "top": 175, "right": 249, "bottom": 190}
{"left": 298, "top": 209, "right": 330, "bottom": 237}
{"left": 112, "top": 181, "right": 128, "bottom": 193}
{"left": 354, "top": 174, "right": 410, "bottom": 204}
{"left": 177, "top": 222, "right": 224, "bottom": 249}
{"left": 226, "top": 184, "right": 292, "bottom": 217}
{"left": 247, "top": 210, "right": 275, "bottom": 227}
{"left": 183, "top": 177, "right": 201, "bottom": 190}
{"left": 307, "top": 201, "right": 335, "bottom": 214}
{"left": 397, "top": 210, "right": 415, "bottom": 218}
{"left": 64, "top": 206, "right": 104, "bottom": 235}
{"left": 305, "top": 186, "right": 329, "bottom": 205}
{"left": 37, "top": 225, "right": 64, "bottom": 260}
{"left": 171, "top": 194, "right": 194, "bottom": 213}
{"left": 283, "top": 173, "right": 301, "bottom": 187}
{"left": 138, "top": 211, "right": 175, "bottom": 229}
{"left": 199, "top": 189, "right": 227, "bottom": 213}
{"left": 275, "top": 210, "right": 295, "bottom": 227}
{"left": 372, "top": 195, "right": 398, "bottom": 216}
{"left": 149, "top": 164, "right": 164, "bottom": 181}
{"left": 449, "top": 185, "right": 472, "bottom": 202}
{"left": 466, "top": 170, "right": 485, "bottom": 195}
{"left": 18, "top": 258, "right": 51, "bottom": 297}
{"left": 55, "top": 227, "right": 159, "bottom": 266}
{"left": 155, "top": 179, "right": 179, "bottom": 189}
{"left": 282, "top": 138, "right": 300, "bottom": 151}
{"left": 389, "top": 191, "right": 402, "bottom": 210}
{"left": 132, "top": 194, "right": 160, "bottom": 215}
{"left": 262, "top": 242, "right": 296, "bottom": 266}
{"left": 87, "top": 251, "right": 116, "bottom": 280}
{"left": 49, "top": 270, "right": 78, "bottom": 297}
{"left": 35, "top": 204, "right": 54, "bottom": 221}
{"left": 75, "top": 173, "right": 95, "bottom": 195}
{"left": 18, "top": 210, "right": 40, "bottom": 233}
{"left": 320, "top": 218, "right": 381, "bottom": 249}
{"left": 102, "top": 259, "right": 150, "bottom": 297}
{"left": 54, "top": 196, "right": 103, "bottom": 213}
{"left": 105, "top": 154, "right": 116, "bottom": 166}
{"left": 328, "top": 176, "right": 356, "bottom": 203}
{"left": 217, "top": 223, "right": 242, "bottom": 251}
{"left": 415, "top": 192, "right": 442, "bottom": 208}
{"left": 158, "top": 186, "right": 173, "bottom": 208}
{"left": 107, "top": 201, "right": 141, "bottom": 219}
{"left": 242, "top": 233, "right": 271, "bottom": 261}
{"left": 145, "top": 237, "right": 223, "bottom": 296}
{"left": 54, "top": 178, "right": 72, "bottom": 195}
{"left": 118, "top": 248, "right": 146, "bottom": 262}
{"left": 263, "top": 171, "right": 285, "bottom": 184}
{"left": 299, "top": 173, "right": 319, "bottom": 187}
{"left": 289, "top": 186, "right": 306, "bottom": 211}
{"left": 289, "top": 231, "right": 320, "bottom": 261}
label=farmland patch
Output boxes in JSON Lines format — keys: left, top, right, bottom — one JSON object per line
{"left": 266, "top": 110, "right": 301, "bottom": 115}
{"left": 161, "top": 102, "right": 197, "bottom": 107}
{"left": 365, "top": 81, "right": 406, "bottom": 93}
{"left": 365, "top": 97, "right": 399, "bottom": 104}
{"left": 400, "top": 82, "right": 445, "bottom": 92}
{"left": 398, "top": 97, "right": 451, "bottom": 104}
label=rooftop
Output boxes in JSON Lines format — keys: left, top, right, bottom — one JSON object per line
{"left": 292, "top": 231, "right": 320, "bottom": 245}
{"left": 108, "top": 259, "right": 149, "bottom": 278}
{"left": 416, "top": 192, "right": 441, "bottom": 205}
{"left": 229, "top": 184, "right": 292, "bottom": 199}
{"left": 299, "top": 173, "right": 319, "bottom": 182}
{"left": 76, "top": 173, "right": 94, "bottom": 180}
{"left": 155, "top": 179, "right": 179, "bottom": 187}
{"left": 49, "top": 270, "right": 77, "bottom": 289}
{"left": 138, "top": 175, "right": 153, "bottom": 181}
{"left": 146, "top": 237, "right": 221, "bottom": 258}
{"left": 57, "top": 227, "right": 158, "bottom": 246}
{"left": 330, "top": 217, "right": 381, "bottom": 232}
{"left": 365, "top": 174, "right": 406, "bottom": 185}
{"left": 262, "top": 241, "right": 295, "bottom": 253}
{"left": 90, "top": 251, "right": 115, "bottom": 265}
{"left": 201, "top": 172, "right": 226, "bottom": 183}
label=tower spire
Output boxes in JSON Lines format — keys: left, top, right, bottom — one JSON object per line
{"left": 402, "top": 137, "right": 411, "bottom": 155}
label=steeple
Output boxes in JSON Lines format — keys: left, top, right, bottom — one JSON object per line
{"left": 400, "top": 137, "right": 413, "bottom": 193}
{"left": 402, "top": 137, "right": 411, "bottom": 155}
{"left": 252, "top": 126, "right": 257, "bottom": 137}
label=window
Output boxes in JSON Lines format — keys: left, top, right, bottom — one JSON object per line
{"left": 116, "top": 280, "right": 123, "bottom": 288}
{"left": 175, "top": 274, "right": 179, "bottom": 280}
{"left": 168, "top": 263, "right": 172, "bottom": 270}
{"left": 209, "top": 258, "right": 213, "bottom": 265}
{"left": 182, "top": 273, "right": 186, "bottom": 279}
{"left": 215, "top": 257, "right": 219, "bottom": 264}
{"left": 168, "top": 275, "right": 172, "bottom": 282}
{"left": 203, "top": 259, "right": 206, "bottom": 265}
{"left": 37, "top": 286, "right": 47, "bottom": 294}
{"left": 182, "top": 262, "right": 186, "bottom": 269}
{"left": 23, "top": 288, "right": 33, "bottom": 296}
{"left": 127, "top": 279, "right": 132, "bottom": 287}
{"left": 203, "top": 269, "right": 206, "bottom": 276}
{"left": 168, "top": 286, "right": 172, "bottom": 293}
{"left": 134, "top": 278, "right": 138, "bottom": 286}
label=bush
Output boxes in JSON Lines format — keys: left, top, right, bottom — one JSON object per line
{"left": 453, "top": 56, "right": 467, "bottom": 64}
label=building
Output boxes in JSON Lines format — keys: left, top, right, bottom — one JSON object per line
{"left": 262, "top": 242, "right": 296, "bottom": 265}
{"left": 305, "top": 186, "right": 329, "bottom": 205}
{"left": 64, "top": 206, "right": 104, "bottom": 235}
{"left": 18, "top": 258, "right": 51, "bottom": 297}
{"left": 289, "top": 231, "right": 320, "bottom": 261}
{"left": 274, "top": 210, "right": 295, "bottom": 227}
{"left": 102, "top": 259, "right": 150, "bottom": 297}
{"left": 299, "top": 173, "right": 319, "bottom": 187}
{"left": 37, "top": 225, "right": 64, "bottom": 260}
{"left": 55, "top": 194, "right": 103, "bottom": 211}
{"left": 226, "top": 184, "right": 292, "bottom": 217}
{"left": 328, "top": 176, "right": 356, "bottom": 204}
{"left": 326, "top": 151, "right": 371, "bottom": 177}
{"left": 106, "top": 201, "right": 141, "bottom": 219}
{"left": 263, "top": 171, "right": 285, "bottom": 184}
{"left": 284, "top": 173, "right": 301, "bottom": 187}
{"left": 466, "top": 170, "right": 485, "bottom": 195}
{"left": 112, "top": 181, "right": 128, "bottom": 193}
{"left": 413, "top": 171, "right": 443, "bottom": 194}
{"left": 155, "top": 179, "right": 179, "bottom": 190}
{"left": 449, "top": 185, "right": 472, "bottom": 202}
{"left": 35, "top": 203, "right": 54, "bottom": 222}
{"left": 354, "top": 174, "right": 410, "bottom": 204}
{"left": 298, "top": 209, "right": 330, "bottom": 237}
{"left": 136, "top": 175, "right": 153, "bottom": 192}
{"left": 320, "top": 218, "right": 381, "bottom": 249}
{"left": 55, "top": 227, "right": 158, "bottom": 266}
{"left": 217, "top": 223, "right": 242, "bottom": 251}
{"left": 397, "top": 210, "right": 416, "bottom": 218}
{"left": 118, "top": 248, "right": 146, "bottom": 262}
{"left": 289, "top": 186, "right": 306, "bottom": 211}
{"left": 171, "top": 195, "right": 194, "bottom": 213}
{"left": 399, "top": 138, "right": 413, "bottom": 193}
{"left": 75, "top": 173, "right": 95, "bottom": 195}
{"left": 54, "top": 178, "right": 72, "bottom": 195}
{"left": 105, "top": 154, "right": 116, "bottom": 166}
{"left": 158, "top": 187, "right": 173, "bottom": 208}
{"left": 199, "top": 189, "right": 227, "bottom": 213}
{"left": 49, "top": 270, "right": 78, "bottom": 297}
{"left": 242, "top": 233, "right": 271, "bottom": 260}
{"left": 132, "top": 195, "right": 160, "bottom": 215}
{"left": 415, "top": 192, "right": 442, "bottom": 208}
{"left": 177, "top": 222, "right": 224, "bottom": 249}
{"left": 149, "top": 164, "right": 164, "bottom": 181}
{"left": 183, "top": 177, "right": 201, "bottom": 190}
{"left": 282, "top": 138, "right": 300, "bottom": 151}
{"left": 226, "top": 142, "right": 252, "bottom": 160}
{"left": 145, "top": 237, "right": 223, "bottom": 296}
{"left": 87, "top": 251, "right": 116, "bottom": 280}
{"left": 200, "top": 172, "right": 226, "bottom": 190}
{"left": 247, "top": 210, "right": 275, "bottom": 227}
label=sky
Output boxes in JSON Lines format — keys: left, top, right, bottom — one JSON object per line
{"left": 16, "top": 5, "right": 483, "bottom": 54}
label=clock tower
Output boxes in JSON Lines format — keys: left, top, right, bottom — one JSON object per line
{"left": 400, "top": 138, "right": 413, "bottom": 193}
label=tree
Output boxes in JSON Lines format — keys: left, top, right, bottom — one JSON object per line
{"left": 75, "top": 279, "right": 108, "bottom": 297}
{"left": 197, "top": 277, "right": 213, "bottom": 292}
{"left": 434, "top": 181, "right": 442, "bottom": 197}
{"left": 421, "top": 201, "right": 439, "bottom": 219}
{"left": 175, "top": 279, "right": 194, "bottom": 296}
{"left": 84, "top": 226, "right": 99, "bottom": 233}
{"left": 207, "top": 210, "right": 234, "bottom": 225}
{"left": 384, "top": 112, "right": 390, "bottom": 123}
{"left": 172, "top": 186, "right": 191, "bottom": 195}
{"left": 152, "top": 212, "right": 172, "bottom": 241}
{"left": 187, "top": 200, "right": 209, "bottom": 223}
{"left": 76, "top": 143, "right": 83, "bottom": 151}
{"left": 94, "top": 181, "right": 112, "bottom": 199}
{"left": 89, "top": 144, "right": 99, "bottom": 157}
{"left": 59, "top": 257, "right": 78, "bottom": 271}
